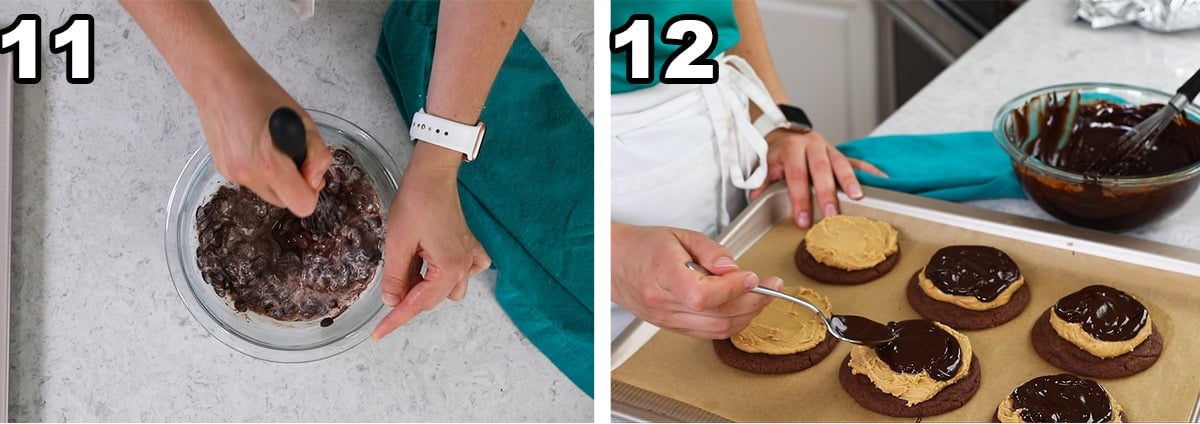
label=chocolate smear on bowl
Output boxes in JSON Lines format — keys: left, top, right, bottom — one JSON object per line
{"left": 1016, "top": 97, "right": 1200, "bottom": 178}
{"left": 1008, "top": 93, "right": 1200, "bottom": 230}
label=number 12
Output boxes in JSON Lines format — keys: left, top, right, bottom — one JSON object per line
{"left": 610, "top": 14, "right": 719, "bottom": 85}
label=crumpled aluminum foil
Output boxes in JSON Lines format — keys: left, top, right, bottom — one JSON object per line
{"left": 1077, "top": 0, "right": 1200, "bottom": 32}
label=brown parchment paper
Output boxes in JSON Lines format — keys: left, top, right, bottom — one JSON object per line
{"left": 612, "top": 205, "right": 1199, "bottom": 422}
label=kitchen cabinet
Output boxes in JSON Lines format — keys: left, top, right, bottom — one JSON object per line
{"left": 757, "top": 0, "right": 879, "bottom": 144}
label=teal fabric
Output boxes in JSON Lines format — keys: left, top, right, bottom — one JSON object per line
{"left": 376, "top": 0, "right": 594, "bottom": 396}
{"left": 611, "top": 0, "right": 740, "bottom": 94}
{"left": 836, "top": 132, "right": 1027, "bottom": 202}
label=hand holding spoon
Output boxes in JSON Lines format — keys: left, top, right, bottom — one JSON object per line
{"left": 685, "top": 262, "right": 896, "bottom": 346}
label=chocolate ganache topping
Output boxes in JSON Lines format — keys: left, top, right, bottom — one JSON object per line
{"left": 874, "top": 320, "right": 962, "bottom": 381}
{"left": 1011, "top": 374, "right": 1113, "bottom": 423}
{"left": 1017, "top": 99, "right": 1200, "bottom": 177}
{"left": 1053, "top": 285, "right": 1147, "bottom": 342}
{"left": 924, "top": 245, "right": 1020, "bottom": 302}
{"left": 196, "top": 148, "right": 385, "bottom": 322}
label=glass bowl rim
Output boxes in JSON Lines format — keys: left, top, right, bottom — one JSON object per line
{"left": 992, "top": 81, "right": 1200, "bottom": 187}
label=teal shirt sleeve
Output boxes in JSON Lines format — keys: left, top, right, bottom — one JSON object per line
{"left": 611, "top": 0, "right": 740, "bottom": 94}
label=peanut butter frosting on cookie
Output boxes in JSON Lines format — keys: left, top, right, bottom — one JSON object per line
{"left": 804, "top": 215, "right": 899, "bottom": 271}
{"left": 731, "top": 287, "right": 832, "bottom": 355}
{"left": 848, "top": 322, "right": 973, "bottom": 406}
{"left": 918, "top": 270, "right": 1025, "bottom": 311}
{"left": 1050, "top": 312, "right": 1152, "bottom": 359}
{"left": 997, "top": 395, "right": 1125, "bottom": 423}
{"left": 1050, "top": 285, "right": 1152, "bottom": 358}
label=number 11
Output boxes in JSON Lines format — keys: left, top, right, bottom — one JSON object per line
{"left": 0, "top": 14, "right": 94, "bottom": 84}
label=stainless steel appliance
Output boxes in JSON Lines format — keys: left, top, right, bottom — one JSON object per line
{"left": 877, "top": 0, "right": 1024, "bottom": 116}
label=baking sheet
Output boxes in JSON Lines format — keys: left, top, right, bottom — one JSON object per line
{"left": 612, "top": 185, "right": 1200, "bottom": 422}
{"left": 0, "top": 52, "right": 12, "bottom": 422}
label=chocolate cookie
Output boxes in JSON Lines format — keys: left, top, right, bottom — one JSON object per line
{"left": 713, "top": 333, "right": 838, "bottom": 374}
{"left": 1031, "top": 310, "right": 1163, "bottom": 378}
{"left": 794, "top": 240, "right": 900, "bottom": 285}
{"left": 907, "top": 272, "right": 1031, "bottom": 330}
{"left": 838, "top": 354, "right": 981, "bottom": 418}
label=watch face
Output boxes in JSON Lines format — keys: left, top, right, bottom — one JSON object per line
{"left": 779, "top": 104, "right": 813, "bottom": 129}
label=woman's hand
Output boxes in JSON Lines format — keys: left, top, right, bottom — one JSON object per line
{"left": 121, "top": 0, "right": 331, "bottom": 216}
{"left": 748, "top": 129, "right": 886, "bottom": 228}
{"left": 611, "top": 223, "right": 779, "bottom": 339}
{"left": 194, "top": 60, "right": 332, "bottom": 217}
{"left": 371, "top": 143, "right": 491, "bottom": 339}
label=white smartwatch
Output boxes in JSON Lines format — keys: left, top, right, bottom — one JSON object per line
{"left": 408, "top": 108, "right": 487, "bottom": 162}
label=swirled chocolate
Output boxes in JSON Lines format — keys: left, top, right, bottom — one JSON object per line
{"left": 1011, "top": 374, "right": 1113, "bottom": 423}
{"left": 924, "top": 245, "right": 1020, "bottom": 302}
{"left": 196, "top": 148, "right": 385, "bottom": 322}
{"left": 1053, "top": 285, "right": 1147, "bottom": 342}
{"left": 874, "top": 320, "right": 962, "bottom": 381}
{"left": 1017, "top": 99, "right": 1200, "bottom": 177}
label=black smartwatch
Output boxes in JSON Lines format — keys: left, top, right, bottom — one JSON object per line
{"left": 778, "top": 104, "right": 813, "bottom": 131}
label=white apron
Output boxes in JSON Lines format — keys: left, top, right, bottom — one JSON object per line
{"left": 610, "top": 54, "right": 788, "bottom": 340}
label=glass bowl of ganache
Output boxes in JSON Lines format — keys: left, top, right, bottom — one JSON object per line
{"left": 165, "top": 110, "right": 402, "bottom": 362}
{"left": 993, "top": 82, "right": 1200, "bottom": 231}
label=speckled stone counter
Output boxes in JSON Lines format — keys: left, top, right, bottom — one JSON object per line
{"left": 5, "top": 0, "right": 592, "bottom": 421}
{"left": 871, "top": 0, "right": 1200, "bottom": 250}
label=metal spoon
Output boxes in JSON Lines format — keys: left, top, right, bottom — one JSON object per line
{"left": 685, "top": 262, "right": 896, "bottom": 346}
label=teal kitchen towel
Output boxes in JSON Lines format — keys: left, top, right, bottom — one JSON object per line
{"left": 836, "top": 131, "right": 1026, "bottom": 202}
{"left": 376, "top": 0, "right": 594, "bottom": 396}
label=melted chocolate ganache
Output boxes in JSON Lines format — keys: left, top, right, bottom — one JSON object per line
{"left": 924, "top": 245, "right": 1021, "bottom": 302}
{"left": 196, "top": 148, "right": 385, "bottom": 322}
{"left": 1011, "top": 97, "right": 1200, "bottom": 230}
{"left": 874, "top": 320, "right": 962, "bottom": 381}
{"left": 1011, "top": 374, "right": 1113, "bottom": 423}
{"left": 1053, "top": 285, "right": 1147, "bottom": 342}
{"left": 1018, "top": 99, "right": 1200, "bottom": 177}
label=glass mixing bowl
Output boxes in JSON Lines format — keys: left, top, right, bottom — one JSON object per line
{"left": 165, "top": 110, "right": 401, "bottom": 362}
{"left": 993, "top": 83, "right": 1200, "bottom": 231}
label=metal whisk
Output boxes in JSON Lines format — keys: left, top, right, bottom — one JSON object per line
{"left": 1086, "top": 68, "right": 1200, "bottom": 177}
{"left": 269, "top": 107, "right": 334, "bottom": 234}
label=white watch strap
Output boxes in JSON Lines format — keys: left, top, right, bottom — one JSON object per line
{"left": 409, "top": 108, "right": 486, "bottom": 161}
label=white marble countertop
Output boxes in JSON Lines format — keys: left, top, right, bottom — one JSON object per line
{"left": 872, "top": 0, "right": 1200, "bottom": 251}
{"left": 6, "top": 0, "right": 592, "bottom": 421}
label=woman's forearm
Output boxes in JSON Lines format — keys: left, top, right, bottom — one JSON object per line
{"left": 415, "top": 0, "right": 534, "bottom": 170}
{"left": 727, "top": 0, "right": 790, "bottom": 119}
{"left": 119, "top": 0, "right": 258, "bottom": 105}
